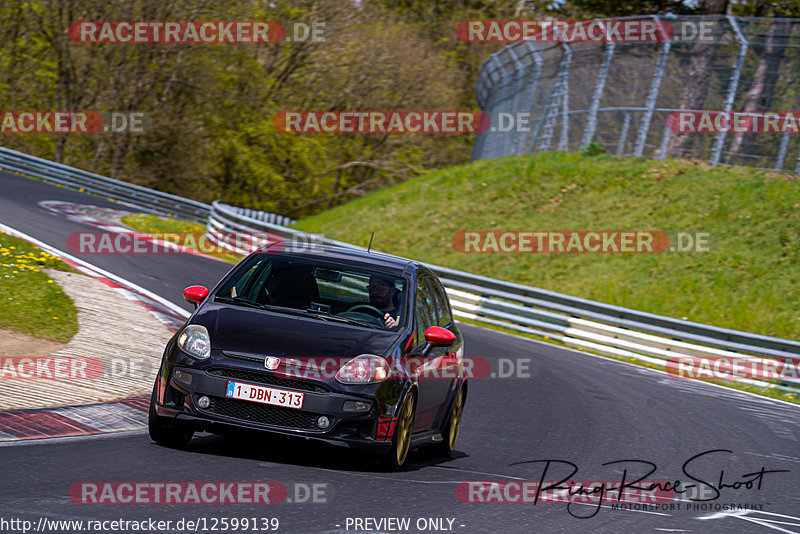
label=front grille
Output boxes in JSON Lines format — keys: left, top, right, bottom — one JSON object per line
{"left": 164, "top": 383, "right": 184, "bottom": 406}
{"left": 369, "top": 416, "right": 378, "bottom": 438}
{"left": 222, "top": 351, "right": 264, "bottom": 363}
{"left": 205, "top": 396, "right": 325, "bottom": 430}
{"left": 207, "top": 368, "right": 331, "bottom": 393}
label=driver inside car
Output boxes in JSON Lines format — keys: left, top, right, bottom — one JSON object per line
{"left": 367, "top": 275, "right": 401, "bottom": 328}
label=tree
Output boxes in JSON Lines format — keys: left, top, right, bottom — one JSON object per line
{"left": 0, "top": 0, "right": 476, "bottom": 217}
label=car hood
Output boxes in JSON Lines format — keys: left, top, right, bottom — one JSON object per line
{"left": 193, "top": 304, "right": 400, "bottom": 360}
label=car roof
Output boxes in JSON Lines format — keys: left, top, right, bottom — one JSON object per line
{"left": 256, "top": 242, "right": 416, "bottom": 276}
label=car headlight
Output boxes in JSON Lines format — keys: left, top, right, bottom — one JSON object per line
{"left": 335, "top": 354, "right": 390, "bottom": 384}
{"left": 177, "top": 324, "right": 211, "bottom": 360}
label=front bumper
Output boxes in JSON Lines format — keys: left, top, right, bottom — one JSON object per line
{"left": 154, "top": 365, "right": 392, "bottom": 453}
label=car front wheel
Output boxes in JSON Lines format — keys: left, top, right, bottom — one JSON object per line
{"left": 381, "top": 391, "right": 416, "bottom": 471}
{"left": 148, "top": 379, "right": 194, "bottom": 449}
{"left": 435, "top": 385, "right": 465, "bottom": 458}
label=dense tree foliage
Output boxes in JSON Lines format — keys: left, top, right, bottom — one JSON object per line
{"left": 1, "top": 0, "right": 795, "bottom": 216}
{"left": 0, "top": 0, "right": 482, "bottom": 217}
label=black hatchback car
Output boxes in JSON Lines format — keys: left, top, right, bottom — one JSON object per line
{"left": 149, "top": 243, "right": 467, "bottom": 469}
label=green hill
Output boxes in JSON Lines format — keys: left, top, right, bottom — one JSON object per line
{"left": 293, "top": 152, "right": 800, "bottom": 340}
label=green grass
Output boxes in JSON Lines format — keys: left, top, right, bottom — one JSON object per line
{"left": 0, "top": 232, "right": 78, "bottom": 343}
{"left": 121, "top": 213, "right": 207, "bottom": 234}
{"left": 114, "top": 153, "right": 799, "bottom": 402}
{"left": 120, "top": 213, "right": 241, "bottom": 264}
{"left": 293, "top": 152, "right": 800, "bottom": 340}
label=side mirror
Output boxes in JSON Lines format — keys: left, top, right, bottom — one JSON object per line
{"left": 424, "top": 326, "right": 456, "bottom": 347}
{"left": 183, "top": 285, "right": 209, "bottom": 308}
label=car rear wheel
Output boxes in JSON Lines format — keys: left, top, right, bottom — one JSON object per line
{"left": 381, "top": 391, "right": 416, "bottom": 471}
{"left": 435, "top": 385, "right": 465, "bottom": 458}
{"left": 148, "top": 379, "right": 194, "bottom": 449}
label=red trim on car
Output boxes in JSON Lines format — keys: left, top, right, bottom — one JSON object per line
{"left": 405, "top": 332, "right": 414, "bottom": 352}
{"left": 157, "top": 374, "right": 166, "bottom": 404}
{"left": 376, "top": 416, "right": 398, "bottom": 441}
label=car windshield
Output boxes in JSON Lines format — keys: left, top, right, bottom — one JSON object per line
{"left": 215, "top": 254, "right": 407, "bottom": 330}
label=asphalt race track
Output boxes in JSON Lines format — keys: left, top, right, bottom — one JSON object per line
{"left": 1, "top": 171, "right": 799, "bottom": 534}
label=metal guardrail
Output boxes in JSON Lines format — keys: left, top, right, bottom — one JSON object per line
{"left": 0, "top": 146, "right": 210, "bottom": 222}
{"left": 206, "top": 199, "right": 800, "bottom": 392}
{"left": 1, "top": 146, "right": 797, "bottom": 392}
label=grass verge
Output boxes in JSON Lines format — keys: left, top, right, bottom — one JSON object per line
{"left": 0, "top": 232, "right": 78, "bottom": 343}
{"left": 117, "top": 153, "right": 799, "bottom": 403}
{"left": 120, "top": 213, "right": 241, "bottom": 264}
{"left": 293, "top": 151, "right": 800, "bottom": 340}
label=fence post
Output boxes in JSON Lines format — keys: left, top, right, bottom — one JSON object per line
{"left": 658, "top": 123, "right": 671, "bottom": 159}
{"left": 710, "top": 16, "right": 749, "bottom": 166}
{"left": 776, "top": 132, "right": 790, "bottom": 170}
{"left": 516, "top": 42, "right": 543, "bottom": 155}
{"left": 472, "top": 55, "right": 505, "bottom": 160}
{"left": 634, "top": 16, "right": 671, "bottom": 157}
{"left": 537, "top": 43, "right": 572, "bottom": 151}
{"left": 489, "top": 54, "right": 512, "bottom": 160}
{"left": 506, "top": 45, "right": 528, "bottom": 157}
{"left": 617, "top": 112, "right": 632, "bottom": 156}
{"left": 558, "top": 43, "right": 573, "bottom": 151}
{"left": 796, "top": 147, "right": 800, "bottom": 174}
{"left": 581, "top": 42, "right": 616, "bottom": 149}
{"left": 471, "top": 63, "right": 490, "bottom": 161}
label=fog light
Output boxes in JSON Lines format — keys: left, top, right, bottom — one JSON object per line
{"left": 173, "top": 369, "right": 192, "bottom": 385}
{"left": 343, "top": 401, "right": 370, "bottom": 412}
{"left": 197, "top": 396, "right": 210, "bottom": 409}
{"left": 316, "top": 416, "right": 330, "bottom": 429}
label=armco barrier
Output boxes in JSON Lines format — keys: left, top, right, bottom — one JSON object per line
{"left": 205, "top": 201, "right": 800, "bottom": 392}
{"left": 0, "top": 146, "right": 210, "bottom": 222}
{"left": 2, "top": 146, "right": 797, "bottom": 392}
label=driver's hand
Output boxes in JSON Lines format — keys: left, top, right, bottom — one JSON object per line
{"left": 384, "top": 313, "right": 397, "bottom": 328}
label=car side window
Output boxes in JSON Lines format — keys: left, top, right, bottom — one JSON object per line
{"left": 229, "top": 257, "right": 268, "bottom": 299}
{"left": 429, "top": 277, "right": 453, "bottom": 327}
{"left": 414, "top": 276, "right": 435, "bottom": 346}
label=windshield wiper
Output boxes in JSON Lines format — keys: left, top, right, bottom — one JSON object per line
{"left": 303, "top": 308, "right": 381, "bottom": 329}
{"left": 221, "top": 299, "right": 315, "bottom": 318}
{"left": 215, "top": 297, "right": 379, "bottom": 328}
{"left": 215, "top": 296, "right": 266, "bottom": 309}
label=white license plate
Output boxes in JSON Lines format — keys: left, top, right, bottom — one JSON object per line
{"left": 225, "top": 381, "right": 304, "bottom": 409}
